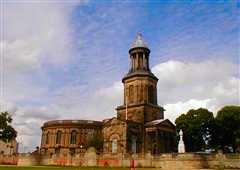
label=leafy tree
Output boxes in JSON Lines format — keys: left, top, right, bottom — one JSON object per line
{"left": 86, "top": 132, "right": 103, "bottom": 153}
{"left": 213, "top": 106, "right": 240, "bottom": 153}
{"left": 175, "top": 108, "right": 215, "bottom": 152}
{"left": 0, "top": 112, "right": 17, "bottom": 142}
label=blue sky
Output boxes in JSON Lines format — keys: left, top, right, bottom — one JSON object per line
{"left": 1, "top": 0, "right": 239, "bottom": 151}
{"left": 46, "top": 0, "right": 238, "bottom": 94}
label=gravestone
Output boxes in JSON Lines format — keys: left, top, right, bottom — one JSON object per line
{"left": 83, "top": 147, "right": 97, "bottom": 166}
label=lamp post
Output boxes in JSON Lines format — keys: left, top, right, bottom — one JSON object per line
{"left": 80, "top": 144, "right": 83, "bottom": 155}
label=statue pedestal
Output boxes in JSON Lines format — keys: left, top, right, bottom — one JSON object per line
{"left": 178, "top": 142, "right": 185, "bottom": 153}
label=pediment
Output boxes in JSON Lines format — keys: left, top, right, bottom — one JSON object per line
{"left": 145, "top": 119, "right": 175, "bottom": 129}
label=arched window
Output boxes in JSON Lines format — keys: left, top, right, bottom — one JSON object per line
{"left": 112, "top": 139, "right": 117, "bottom": 153}
{"left": 70, "top": 130, "right": 77, "bottom": 144}
{"left": 56, "top": 130, "right": 62, "bottom": 144}
{"left": 129, "top": 85, "right": 134, "bottom": 103}
{"left": 45, "top": 132, "right": 50, "bottom": 145}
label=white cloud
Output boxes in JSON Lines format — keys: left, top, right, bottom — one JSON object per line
{"left": 0, "top": 100, "right": 61, "bottom": 150}
{"left": 152, "top": 60, "right": 239, "bottom": 105}
{"left": 154, "top": 60, "right": 239, "bottom": 121}
{"left": 1, "top": 1, "right": 86, "bottom": 152}
{"left": 84, "top": 60, "right": 239, "bottom": 123}
{"left": 164, "top": 99, "right": 212, "bottom": 123}
{"left": 2, "top": 2, "right": 82, "bottom": 74}
{"left": 95, "top": 81, "right": 123, "bottom": 106}
{"left": 48, "top": 82, "right": 123, "bottom": 121}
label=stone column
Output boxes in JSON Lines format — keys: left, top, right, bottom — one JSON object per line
{"left": 64, "top": 129, "right": 68, "bottom": 147}
{"left": 61, "top": 129, "right": 64, "bottom": 146}
{"left": 139, "top": 53, "right": 143, "bottom": 69}
{"left": 136, "top": 53, "right": 139, "bottom": 69}
{"left": 143, "top": 53, "right": 146, "bottom": 69}
{"left": 50, "top": 129, "right": 54, "bottom": 147}
{"left": 67, "top": 130, "right": 70, "bottom": 146}
{"left": 155, "top": 130, "right": 159, "bottom": 154}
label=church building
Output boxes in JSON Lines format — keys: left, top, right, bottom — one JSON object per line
{"left": 103, "top": 33, "right": 176, "bottom": 155}
{"left": 40, "top": 34, "right": 176, "bottom": 156}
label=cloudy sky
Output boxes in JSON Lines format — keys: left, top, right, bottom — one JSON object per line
{"left": 0, "top": 0, "right": 239, "bottom": 152}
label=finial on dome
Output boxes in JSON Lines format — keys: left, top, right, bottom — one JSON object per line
{"left": 136, "top": 32, "right": 142, "bottom": 38}
{"left": 130, "top": 32, "right": 148, "bottom": 50}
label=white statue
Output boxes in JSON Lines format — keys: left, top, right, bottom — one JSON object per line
{"left": 178, "top": 129, "right": 185, "bottom": 153}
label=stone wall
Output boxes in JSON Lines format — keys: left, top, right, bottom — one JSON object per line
{"left": 17, "top": 153, "right": 41, "bottom": 166}
{"left": 15, "top": 151, "right": 240, "bottom": 169}
{"left": 0, "top": 139, "right": 18, "bottom": 155}
{"left": 0, "top": 154, "right": 18, "bottom": 165}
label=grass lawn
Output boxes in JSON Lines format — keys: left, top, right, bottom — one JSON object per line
{"left": 0, "top": 166, "right": 138, "bottom": 170}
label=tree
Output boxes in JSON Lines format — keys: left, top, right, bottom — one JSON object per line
{"left": 0, "top": 112, "right": 17, "bottom": 142}
{"left": 213, "top": 106, "right": 240, "bottom": 153}
{"left": 175, "top": 108, "right": 215, "bottom": 152}
{"left": 86, "top": 132, "right": 103, "bottom": 153}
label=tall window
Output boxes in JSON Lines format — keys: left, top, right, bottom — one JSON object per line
{"left": 112, "top": 139, "right": 117, "bottom": 153}
{"left": 140, "top": 85, "right": 143, "bottom": 102}
{"left": 56, "top": 130, "right": 62, "bottom": 144}
{"left": 148, "top": 86, "right": 154, "bottom": 104}
{"left": 70, "top": 130, "right": 77, "bottom": 144}
{"left": 136, "top": 85, "right": 139, "bottom": 102}
{"left": 45, "top": 132, "right": 50, "bottom": 145}
{"left": 129, "top": 85, "right": 134, "bottom": 103}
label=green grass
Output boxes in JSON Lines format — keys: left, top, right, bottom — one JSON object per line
{"left": 0, "top": 166, "right": 133, "bottom": 170}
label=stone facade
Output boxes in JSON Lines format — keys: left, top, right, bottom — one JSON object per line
{"left": 103, "top": 118, "right": 127, "bottom": 154}
{"left": 40, "top": 120, "right": 102, "bottom": 155}
{"left": 40, "top": 33, "right": 176, "bottom": 156}
{"left": 0, "top": 139, "right": 18, "bottom": 155}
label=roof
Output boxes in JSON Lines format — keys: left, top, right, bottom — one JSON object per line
{"left": 43, "top": 119, "right": 103, "bottom": 127}
{"left": 122, "top": 70, "right": 158, "bottom": 82}
{"left": 145, "top": 119, "right": 175, "bottom": 128}
{"left": 130, "top": 33, "right": 149, "bottom": 49}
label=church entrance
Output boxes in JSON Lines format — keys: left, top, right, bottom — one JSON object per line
{"left": 152, "top": 144, "right": 158, "bottom": 155}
